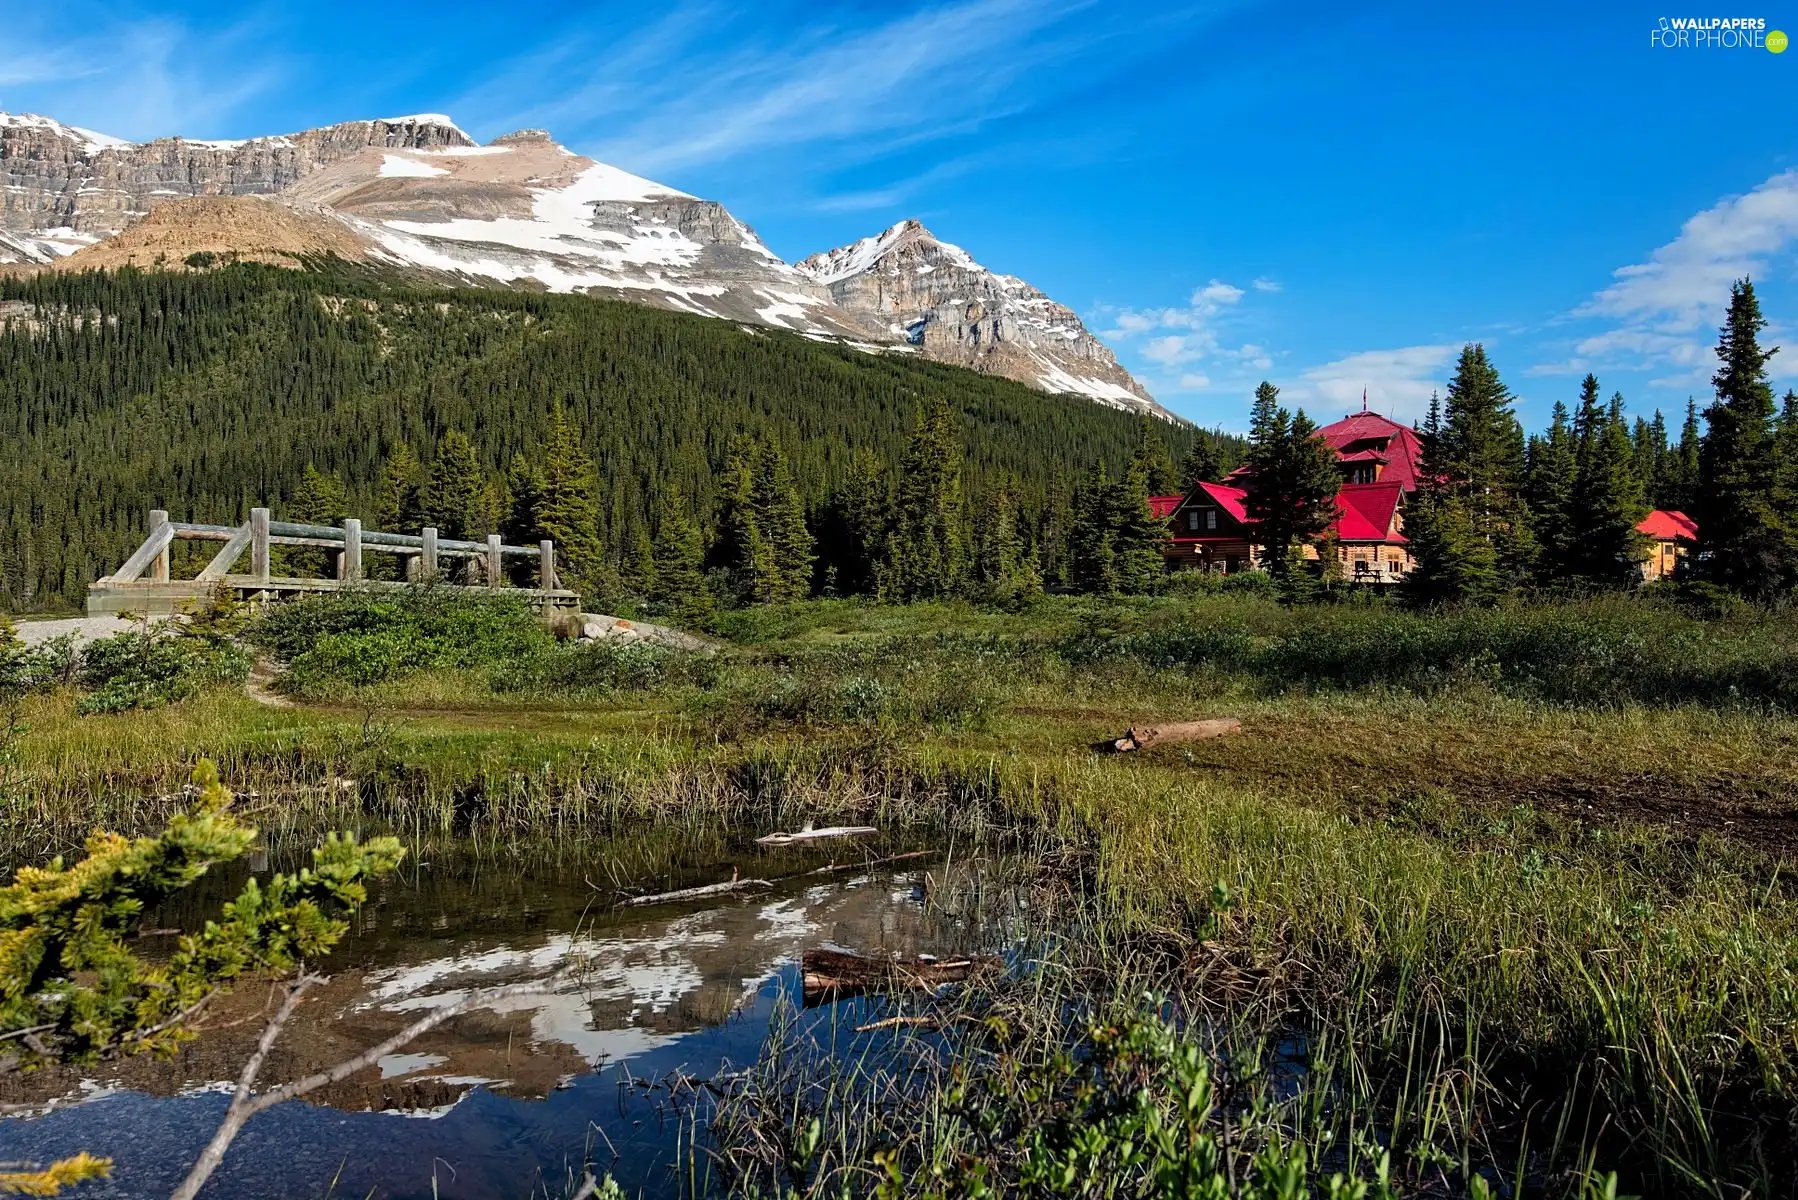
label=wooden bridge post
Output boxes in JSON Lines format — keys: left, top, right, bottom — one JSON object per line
{"left": 421, "top": 527, "right": 438, "bottom": 579}
{"left": 342, "top": 519, "right": 362, "bottom": 581}
{"left": 250, "top": 508, "right": 270, "bottom": 582}
{"left": 486, "top": 534, "right": 503, "bottom": 587}
{"left": 540, "top": 540, "right": 557, "bottom": 591}
{"left": 148, "top": 510, "right": 171, "bottom": 582}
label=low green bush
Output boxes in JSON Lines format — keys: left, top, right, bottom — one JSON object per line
{"left": 74, "top": 627, "right": 249, "bottom": 715}
{"left": 253, "top": 587, "right": 553, "bottom": 694}
{"left": 489, "top": 638, "right": 723, "bottom": 695}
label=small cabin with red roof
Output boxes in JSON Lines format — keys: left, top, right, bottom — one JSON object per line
{"left": 1636, "top": 509, "right": 1697, "bottom": 582}
{"left": 1151, "top": 410, "right": 1422, "bottom": 583}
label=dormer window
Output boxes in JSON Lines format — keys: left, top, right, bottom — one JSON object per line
{"left": 1350, "top": 465, "right": 1377, "bottom": 485}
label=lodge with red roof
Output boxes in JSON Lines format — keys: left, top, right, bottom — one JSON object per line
{"left": 1153, "top": 409, "right": 1423, "bottom": 583}
{"left": 1150, "top": 406, "right": 1700, "bottom": 585}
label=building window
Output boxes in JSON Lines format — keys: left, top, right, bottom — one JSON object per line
{"left": 1206, "top": 510, "right": 1218, "bottom": 531}
{"left": 1350, "top": 465, "right": 1376, "bottom": 484}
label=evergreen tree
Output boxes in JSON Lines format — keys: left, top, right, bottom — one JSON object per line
{"left": 1276, "top": 542, "right": 1321, "bottom": 605}
{"left": 501, "top": 453, "right": 546, "bottom": 546}
{"left": 373, "top": 442, "right": 423, "bottom": 533}
{"left": 536, "top": 408, "right": 606, "bottom": 595}
{"left": 880, "top": 397, "right": 968, "bottom": 601}
{"left": 1067, "top": 463, "right": 1119, "bottom": 595}
{"left": 1178, "top": 434, "right": 1225, "bottom": 491}
{"left": 1112, "top": 454, "right": 1170, "bottom": 595}
{"left": 1405, "top": 346, "right": 1533, "bottom": 601}
{"left": 287, "top": 463, "right": 349, "bottom": 527}
{"left": 1404, "top": 491, "right": 1499, "bottom": 605}
{"left": 1242, "top": 384, "right": 1340, "bottom": 573}
{"left": 649, "top": 488, "right": 713, "bottom": 624}
{"left": 973, "top": 480, "right": 1042, "bottom": 605}
{"left": 621, "top": 521, "right": 656, "bottom": 598}
{"left": 750, "top": 440, "right": 815, "bottom": 604}
{"left": 1658, "top": 398, "right": 1703, "bottom": 512}
{"left": 1129, "top": 414, "right": 1182, "bottom": 496}
{"left": 1695, "top": 278, "right": 1789, "bottom": 597}
{"left": 423, "top": 431, "right": 484, "bottom": 541}
{"left": 1525, "top": 400, "right": 1577, "bottom": 582}
{"left": 1631, "top": 412, "right": 1667, "bottom": 504}
{"left": 282, "top": 463, "right": 349, "bottom": 576}
{"left": 1567, "top": 386, "right": 1648, "bottom": 586}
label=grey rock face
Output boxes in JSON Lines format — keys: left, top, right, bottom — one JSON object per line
{"left": 796, "top": 219, "right": 1163, "bottom": 415}
{"left": 0, "top": 113, "right": 473, "bottom": 259}
{"left": 1, "top": 111, "right": 1159, "bottom": 417}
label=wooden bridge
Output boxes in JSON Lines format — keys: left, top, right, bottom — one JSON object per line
{"left": 88, "top": 508, "right": 581, "bottom": 616}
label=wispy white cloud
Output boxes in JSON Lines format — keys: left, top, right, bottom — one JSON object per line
{"left": 1553, "top": 168, "right": 1798, "bottom": 383}
{"left": 455, "top": 0, "right": 1136, "bottom": 177}
{"left": 1291, "top": 344, "right": 1460, "bottom": 422}
{"left": 0, "top": 15, "right": 283, "bottom": 140}
{"left": 1251, "top": 277, "right": 1282, "bottom": 293}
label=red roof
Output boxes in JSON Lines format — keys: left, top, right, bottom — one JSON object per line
{"left": 1148, "top": 495, "right": 1183, "bottom": 519}
{"left": 1316, "top": 411, "right": 1424, "bottom": 491}
{"left": 1332, "top": 481, "right": 1406, "bottom": 543}
{"left": 1194, "top": 481, "right": 1251, "bottom": 524}
{"left": 1636, "top": 509, "right": 1697, "bottom": 541}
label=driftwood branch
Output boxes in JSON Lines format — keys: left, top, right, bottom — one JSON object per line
{"left": 801, "top": 949, "right": 996, "bottom": 1008}
{"left": 807, "top": 849, "right": 935, "bottom": 876}
{"left": 619, "top": 877, "right": 773, "bottom": 907}
{"left": 755, "top": 825, "right": 877, "bottom": 847}
{"left": 1096, "top": 717, "right": 1242, "bottom": 754}
{"left": 171, "top": 974, "right": 557, "bottom": 1200}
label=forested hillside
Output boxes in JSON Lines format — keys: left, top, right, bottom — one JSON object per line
{"left": 0, "top": 264, "right": 1212, "bottom": 611}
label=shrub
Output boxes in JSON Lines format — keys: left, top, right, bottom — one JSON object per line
{"left": 489, "top": 638, "right": 723, "bottom": 695}
{"left": 75, "top": 627, "right": 249, "bottom": 715}
{"left": 253, "top": 586, "right": 553, "bottom": 694}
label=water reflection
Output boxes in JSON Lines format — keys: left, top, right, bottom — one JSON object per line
{"left": 0, "top": 839, "right": 1010, "bottom": 1199}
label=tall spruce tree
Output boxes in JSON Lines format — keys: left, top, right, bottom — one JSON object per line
{"left": 1242, "top": 383, "right": 1340, "bottom": 574}
{"left": 501, "top": 453, "right": 546, "bottom": 546}
{"left": 1658, "top": 398, "right": 1703, "bottom": 512}
{"left": 1404, "top": 346, "right": 1532, "bottom": 601}
{"left": 536, "top": 408, "right": 606, "bottom": 595}
{"left": 1695, "top": 278, "right": 1788, "bottom": 597}
{"left": 373, "top": 442, "right": 423, "bottom": 533}
{"left": 1631, "top": 413, "right": 1666, "bottom": 503}
{"left": 1067, "top": 463, "right": 1119, "bottom": 595}
{"left": 973, "top": 480, "right": 1042, "bottom": 605}
{"left": 1112, "top": 453, "right": 1170, "bottom": 594}
{"left": 282, "top": 464, "right": 350, "bottom": 577}
{"left": 1179, "top": 434, "right": 1225, "bottom": 491}
{"left": 1567, "top": 386, "right": 1648, "bottom": 586}
{"left": 750, "top": 440, "right": 815, "bottom": 604}
{"left": 423, "top": 432, "right": 484, "bottom": 541}
{"left": 879, "top": 397, "right": 968, "bottom": 601}
{"left": 1526, "top": 400, "right": 1578, "bottom": 582}
{"left": 1129, "top": 414, "right": 1182, "bottom": 496}
{"left": 823, "top": 449, "right": 888, "bottom": 597}
{"left": 649, "top": 488, "right": 713, "bottom": 624}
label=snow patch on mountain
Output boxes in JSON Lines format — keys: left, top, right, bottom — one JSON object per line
{"left": 379, "top": 154, "right": 448, "bottom": 178}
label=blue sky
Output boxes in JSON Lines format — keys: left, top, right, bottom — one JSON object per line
{"left": 5, "top": 0, "right": 1795, "bottom": 431}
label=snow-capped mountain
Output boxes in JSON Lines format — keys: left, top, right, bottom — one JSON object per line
{"left": 796, "top": 220, "right": 1160, "bottom": 414}
{"left": 0, "top": 111, "right": 1160, "bottom": 413}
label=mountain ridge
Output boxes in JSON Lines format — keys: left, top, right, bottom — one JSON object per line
{"left": 0, "top": 110, "right": 1167, "bottom": 417}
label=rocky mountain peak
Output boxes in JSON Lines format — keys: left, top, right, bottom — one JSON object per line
{"left": 2, "top": 107, "right": 1161, "bottom": 416}
{"left": 798, "top": 220, "right": 1165, "bottom": 416}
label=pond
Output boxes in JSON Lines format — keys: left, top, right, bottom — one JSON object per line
{"left": 0, "top": 835, "right": 1019, "bottom": 1199}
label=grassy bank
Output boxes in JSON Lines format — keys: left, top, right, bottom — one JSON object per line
{"left": 5, "top": 590, "right": 1798, "bottom": 1195}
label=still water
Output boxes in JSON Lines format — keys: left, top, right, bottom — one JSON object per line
{"left": 0, "top": 837, "right": 1012, "bottom": 1198}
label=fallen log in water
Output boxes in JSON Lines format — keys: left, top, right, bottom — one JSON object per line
{"left": 1097, "top": 717, "right": 1242, "bottom": 754}
{"left": 807, "top": 849, "right": 935, "bottom": 876}
{"left": 756, "top": 825, "right": 878, "bottom": 847}
{"left": 801, "top": 948, "right": 997, "bottom": 1007}
{"left": 620, "top": 876, "right": 773, "bottom": 907}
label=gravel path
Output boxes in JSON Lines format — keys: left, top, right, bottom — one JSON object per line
{"left": 10, "top": 615, "right": 137, "bottom": 648}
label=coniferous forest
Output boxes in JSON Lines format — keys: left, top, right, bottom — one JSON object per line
{"left": 0, "top": 263, "right": 1231, "bottom": 612}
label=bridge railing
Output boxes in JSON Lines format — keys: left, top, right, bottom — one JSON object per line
{"left": 91, "top": 507, "right": 574, "bottom": 615}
